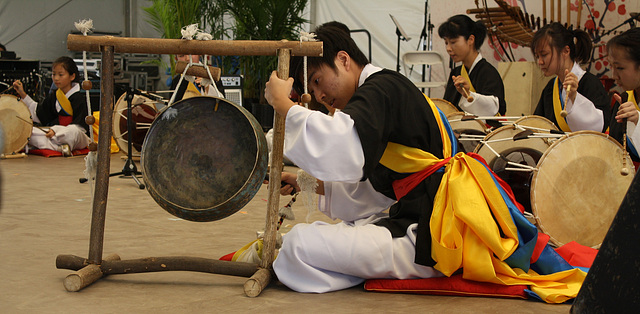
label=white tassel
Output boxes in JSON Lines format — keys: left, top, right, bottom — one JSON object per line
{"left": 195, "top": 32, "right": 213, "bottom": 41}
{"left": 83, "top": 151, "right": 97, "bottom": 198}
{"left": 74, "top": 19, "right": 93, "bottom": 35}
{"left": 181, "top": 24, "right": 199, "bottom": 40}
{"left": 296, "top": 169, "right": 318, "bottom": 223}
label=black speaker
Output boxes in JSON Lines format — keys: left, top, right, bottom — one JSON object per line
{"left": 571, "top": 171, "right": 640, "bottom": 313}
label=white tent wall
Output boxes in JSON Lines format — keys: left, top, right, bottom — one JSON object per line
{"left": 310, "top": 0, "right": 640, "bottom": 98}
{"left": 0, "top": 0, "right": 162, "bottom": 62}
{"left": 1, "top": 0, "right": 638, "bottom": 96}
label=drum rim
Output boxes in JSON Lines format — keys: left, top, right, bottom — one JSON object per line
{"left": 0, "top": 94, "right": 33, "bottom": 154}
{"left": 530, "top": 130, "right": 633, "bottom": 248}
{"left": 430, "top": 98, "right": 459, "bottom": 116}
{"left": 141, "top": 96, "right": 268, "bottom": 222}
{"left": 446, "top": 112, "right": 488, "bottom": 132}
{"left": 513, "top": 115, "right": 559, "bottom": 131}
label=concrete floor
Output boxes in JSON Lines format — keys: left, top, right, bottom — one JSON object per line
{"left": 0, "top": 153, "right": 572, "bottom": 313}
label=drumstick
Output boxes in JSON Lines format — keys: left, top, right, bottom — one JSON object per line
{"left": 560, "top": 85, "right": 570, "bottom": 117}
{"left": 461, "top": 87, "right": 474, "bottom": 102}
{"left": 15, "top": 115, "right": 50, "bottom": 133}
{"left": 621, "top": 117, "right": 630, "bottom": 176}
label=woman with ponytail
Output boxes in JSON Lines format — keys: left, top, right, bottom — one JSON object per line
{"left": 531, "top": 22, "right": 610, "bottom": 132}
{"left": 438, "top": 14, "right": 507, "bottom": 116}
{"left": 607, "top": 27, "right": 640, "bottom": 160}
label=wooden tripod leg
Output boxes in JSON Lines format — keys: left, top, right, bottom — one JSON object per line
{"left": 243, "top": 47, "right": 291, "bottom": 298}
{"left": 63, "top": 253, "right": 121, "bottom": 292}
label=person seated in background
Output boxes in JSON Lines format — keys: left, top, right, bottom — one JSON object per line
{"left": 12, "top": 56, "right": 90, "bottom": 155}
{"left": 170, "top": 53, "right": 225, "bottom": 101}
{"left": 531, "top": 22, "right": 610, "bottom": 133}
{"left": 606, "top": 27, "right": 640, "bottom": 161}
{"left": 439, "top": 14, "right": 506, "bottom": 116}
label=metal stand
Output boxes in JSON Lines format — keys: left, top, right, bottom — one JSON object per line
{"left": 411, "top": 1, "right": 434, "bottom": 95}
{"left": 108, "top": 87, "right": 145, "bottom": 189}
{"left": 390, "top": 14, "right": 411, "bottom": 73}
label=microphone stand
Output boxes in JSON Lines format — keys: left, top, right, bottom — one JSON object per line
{"left": 390, "top": 14, "right": 411, "bottom": 73}
{"left": 108, "top": 87, "right": 150, "bottom": 189}
{"left": 411, "top": 0, "right": 434, "bottom": 95}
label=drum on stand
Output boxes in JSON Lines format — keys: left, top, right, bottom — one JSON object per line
{"left": 446, "top": 112, "right": 488, "bottom": 153}
{"left": 474, "top": 122, "right": 558, "bottom": 213}
{"left": 141, "top": 96, "right": 268, "bottom": 222}
{"left": 430, "top": 98, "right": 459, "bottom": 116}
{"left": 0, "top": 95, "right": 32, "bottom": 156}
{"left": 531, "top": 131, "right": 634, "bottom": 248}
{"left": 112, "top": 93, "right": 159, "bottom": 157}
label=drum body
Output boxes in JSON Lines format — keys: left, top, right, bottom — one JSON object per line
{"left": 446, "top": 112, "right": 488, "bottom": 153}
{"left": 430, "top": 98, "right": 459, "bottom": 116}
{"left": 141, "top": 96, "right": 268, "bottom": 222}
{"left": 0, "top": 95, "right": 32, "bottom": 155}
{"left": 474, "top": 124, "right": 554, "bottom": 213}
{"left": 531, "top": 131, "right": 634, "bottom": 248}
{"left": 113, "top": 93, "right": 158, "bottom": 156}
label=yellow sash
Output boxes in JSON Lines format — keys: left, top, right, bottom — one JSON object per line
{"left": 460, "top": 65, "right": 476, "bottom": 93}
{"left": 552, "top": 77, "right": 572, "bottom": 132}
{"left": 627, "top": 90, "right": 639, "bottom": 110}
{"left": 91, "top": 111, "right": 120, "bottom": 153}
{"left": 56, "top": 88, "right": 73, "bottom": 116}
{"left": 379, "top": 96, "right": 585, "bottom": 303}
{"left": 186, "top": 81, "right": 202, "bottom": 96}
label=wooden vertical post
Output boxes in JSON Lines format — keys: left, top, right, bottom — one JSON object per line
{"left": 577, "top": 0, "right": 583, "bottom": 28}
{"left": 87, "top": 45, "right": 115, "bottom": 265}
{"left": 566, "top": 0, "right": 571, "bottom": 27}
{"left": 543, "top": 0, "right": 547, "bottom": 21}
{"left": 557, "top": 0, "right": 561, "bottom": 23}
{"left": 244, "top": 47, "right": 291, "bottom": 297}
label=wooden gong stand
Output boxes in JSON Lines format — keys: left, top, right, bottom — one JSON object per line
{"left": 55, "top": 34, "right": 322, "bottom": 297}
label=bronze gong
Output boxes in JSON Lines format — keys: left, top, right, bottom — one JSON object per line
{"left": 141, "top": 96, "right": 268, "bottom": 222}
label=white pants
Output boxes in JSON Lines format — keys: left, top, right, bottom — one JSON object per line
{"left": 273, "top": 221, "right": 442, "bottom": 293}
{"left": 29, "top": 125, "right": 91, "bottom": 151}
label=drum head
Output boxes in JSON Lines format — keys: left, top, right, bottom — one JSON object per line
{"left": 531, "top": 131, "right": 635, "bottom": 248}
{"left": 431, "top": 98, "right": 459, "bottom": 116}
{"left": 0, "top": 95, "right": 32, "bottom": 154}
{"left": 446, "top": 112, "right": 487, "bottom": 153}
{"left": 141, "top": 96, "right": 268, "bottom": 222}
{"left": 113, "top": 93, "right": 158, "bottom": 156}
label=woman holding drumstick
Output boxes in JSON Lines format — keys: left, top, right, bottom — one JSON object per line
{"left": 531, "top": 22, "right": 610, "bottom": 133}
{"left": 607, "top": 28, "right": 640, "bottom": 161}
{"left": 438, "top": 15, "right": 507, "bottom": 116}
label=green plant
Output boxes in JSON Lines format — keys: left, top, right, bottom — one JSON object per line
{"left": 219, "top": 0, "right": 309, "bottom": 103}
{"left": 143, "top": 0, "right": 204, "bottom": 76}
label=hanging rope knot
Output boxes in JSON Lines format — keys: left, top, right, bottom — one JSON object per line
{"left": 181, "top": 23, "right": 200, "bottom": 40}
{"left": 74, "top": 19, "right": 94, "bottom": 36}
{"left": 195, "top": 32, "right": 213, "bottom": 41}
{"left": 299, "top": 31, "right": 317, "bottom": 43}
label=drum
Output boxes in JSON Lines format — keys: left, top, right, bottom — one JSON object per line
{"left": 513, "top": 115, "right": 559, "bottom": 131}
{"left": 430, "top": 98, "right": 459, "bottom": 116}
{"left": 0, "top": 95, "right": 32, "bottom": 155}
{"left": 446, "top": 112, "right": 488, "bottom": 153}
{"left": 141, "top": 96, "right": 268, "bottom": 222}
{"left": 112, "top": 93, "right": 159, "bottom": 156}
{"left": 531, "top": 131, "right": 634, "bottom": 248}
{"left": 474, "top": 124, "right": 557, "bottom": 213}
